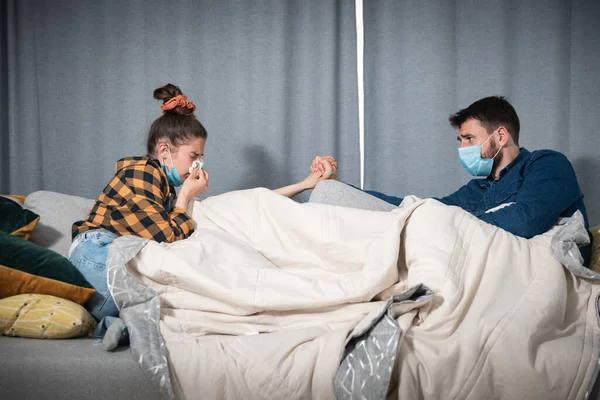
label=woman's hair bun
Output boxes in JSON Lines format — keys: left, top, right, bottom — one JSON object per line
{"left": 153, "top": 83, "right": 182, "bottom": 102}
{"left": 153, "top": 83, "right": 194, "bottom": 115}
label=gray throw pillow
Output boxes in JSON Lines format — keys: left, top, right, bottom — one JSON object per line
{"left": 24, "top": 191, "right": 95, "bottom": 257}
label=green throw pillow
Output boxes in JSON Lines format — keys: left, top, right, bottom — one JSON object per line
{"left": 0, "top": 230, "right": 92, "bottom": 289}
{"left": 0, "top": 196, "right": 40, "bottom": 240}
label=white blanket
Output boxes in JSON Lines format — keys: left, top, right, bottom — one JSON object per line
{"left": 123, "top": 188, "right": 600, "bottom": 400}
{"left": 391, "top": 196, "right": 600, "bottom": 399}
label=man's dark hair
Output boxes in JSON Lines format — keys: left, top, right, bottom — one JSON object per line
{"left": 449, "top": 96, "right": 520, "bottom": 145}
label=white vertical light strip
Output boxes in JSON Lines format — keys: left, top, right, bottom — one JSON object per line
{"left": 355, "top": 0, "right": 365, "bottom": 189}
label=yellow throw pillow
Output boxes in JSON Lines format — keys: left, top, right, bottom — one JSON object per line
{"left": 591, "top": 225, "right": 600, "bottom": 273}
{"left": 0, "top": 265, "right": 96, "bottom": 305}
{"left": 0, "top": 294, "right": 97, "bottom": 339}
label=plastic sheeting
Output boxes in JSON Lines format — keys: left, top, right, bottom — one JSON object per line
{"left": 107, "top": 236, "right": 175, "bottom": 400}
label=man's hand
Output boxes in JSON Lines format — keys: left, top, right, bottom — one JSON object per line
{"left": 310, "top": 156, "right": 338, "bottom": 176}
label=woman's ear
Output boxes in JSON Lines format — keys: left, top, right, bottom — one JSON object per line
{"left": 156, "top": 141, "right": 169, "bottom": 161}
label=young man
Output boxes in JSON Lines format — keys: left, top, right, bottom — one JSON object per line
{"left": 315, "top": 96, "right": 593, "bottom": 266}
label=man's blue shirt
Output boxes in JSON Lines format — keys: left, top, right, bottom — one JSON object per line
{"left": 365, "top": 148, "right": 592, "bottom": 265}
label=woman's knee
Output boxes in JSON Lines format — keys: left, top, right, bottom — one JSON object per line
{"left": 309, "top": 180, "right": 349, "bottom": 204}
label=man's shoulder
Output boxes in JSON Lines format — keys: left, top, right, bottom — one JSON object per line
{"left": 521, "top": 149, "right": 575, "bottom": 172}
{"left": 522, "top": 149, "right": 577, "bottom": 178}
{"left": 527, "top": 149, "right": 570, "bottom": 163}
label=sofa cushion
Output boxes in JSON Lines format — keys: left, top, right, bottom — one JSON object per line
{"left": 0, "top": 294, "right": 96, "bottom": 339}
{"left": 0, "top": 196, "right": 40, "bottom": 241}
{"left": 0, "top": 194, "right": 26, "bottom": 205}
{"left": 0, "top": 336, "right": 161, "bottom": 400}
{"left": 0, "top": 264, "right": 95, "bottom": 305}
{"left": 24, "top": 190, "right": 95, "bottom": 257}
{"left": 0, "top": 230, "right": 92, "bottom": 289}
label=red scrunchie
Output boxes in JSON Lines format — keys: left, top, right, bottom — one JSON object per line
{"left": 161, "top": 94, "right": 196, "bottom": 114}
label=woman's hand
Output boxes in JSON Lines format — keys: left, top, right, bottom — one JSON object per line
{"left": 310, "top": 156, "right": 338, "bottom": 176}
{"left": 177, "top": 165, "right": 209, "bottom": 209}
{"left": 273, "top": 156, "right": 338, "bottom": 198}
{"left": 302, "top": 157, "right": 338, "bottom": 190}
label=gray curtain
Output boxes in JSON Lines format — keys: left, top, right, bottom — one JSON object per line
{"left": 0, "top": 0, "right": 9, "bottom": 190}
{"left": 0, "top": 0, "right": 359, "bottom": 201}
{"left": 364, "top": 0, "right": 600, "bottom": 225}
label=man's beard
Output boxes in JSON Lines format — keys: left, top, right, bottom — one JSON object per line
{"left": 486, "top": 138, "right": 502, "bottom": 163}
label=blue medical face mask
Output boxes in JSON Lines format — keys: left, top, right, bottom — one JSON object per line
{"left": 161, "top": 148, "right": 184, "bottom": 187}
{"left": 458, "top": 131, "right": 502, "bottom": 177}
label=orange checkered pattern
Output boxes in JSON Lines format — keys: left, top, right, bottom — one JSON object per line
{"left": 72, "top": 157, "right": 194, "bottom": 243}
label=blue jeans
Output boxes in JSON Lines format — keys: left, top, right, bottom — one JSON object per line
{"left": 69, "top": 229, "right": 119, "bottom": 321}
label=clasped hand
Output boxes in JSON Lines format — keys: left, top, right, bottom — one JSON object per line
{"left": 303, "top": 155, "right": 338, "bottom": 189}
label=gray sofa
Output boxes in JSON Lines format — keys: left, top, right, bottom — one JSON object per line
{"left": 0, "top": 190, "right": 160, "bottom": 400}
{"left": 1, "top": 183, "right": 378, "bottom": 400}
{"left": 5, "top": 183, "right": 597, "bottom": 399}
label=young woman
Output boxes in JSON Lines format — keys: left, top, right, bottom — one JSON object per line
{"left": 69, "top": 83, "right": 337, "bottom": 328}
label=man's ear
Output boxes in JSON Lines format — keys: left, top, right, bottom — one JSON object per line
{"left": 497, "top": 126, "right": 511, "bottom": 146}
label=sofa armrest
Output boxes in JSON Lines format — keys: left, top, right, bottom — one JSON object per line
{"left": 24, "top": 191, "right": 95, "bottom": 257}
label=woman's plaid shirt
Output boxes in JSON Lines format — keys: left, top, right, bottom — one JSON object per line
{"left": 72, "top": 156, "right": 195, "bottom": 242}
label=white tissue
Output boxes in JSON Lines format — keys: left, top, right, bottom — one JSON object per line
{"left": 189, "top": 159, "right": 204, "bottom": 174}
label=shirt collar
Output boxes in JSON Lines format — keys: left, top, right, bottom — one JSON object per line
{"left": 497, "top": 147, "right": 529, "bottom": 178}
